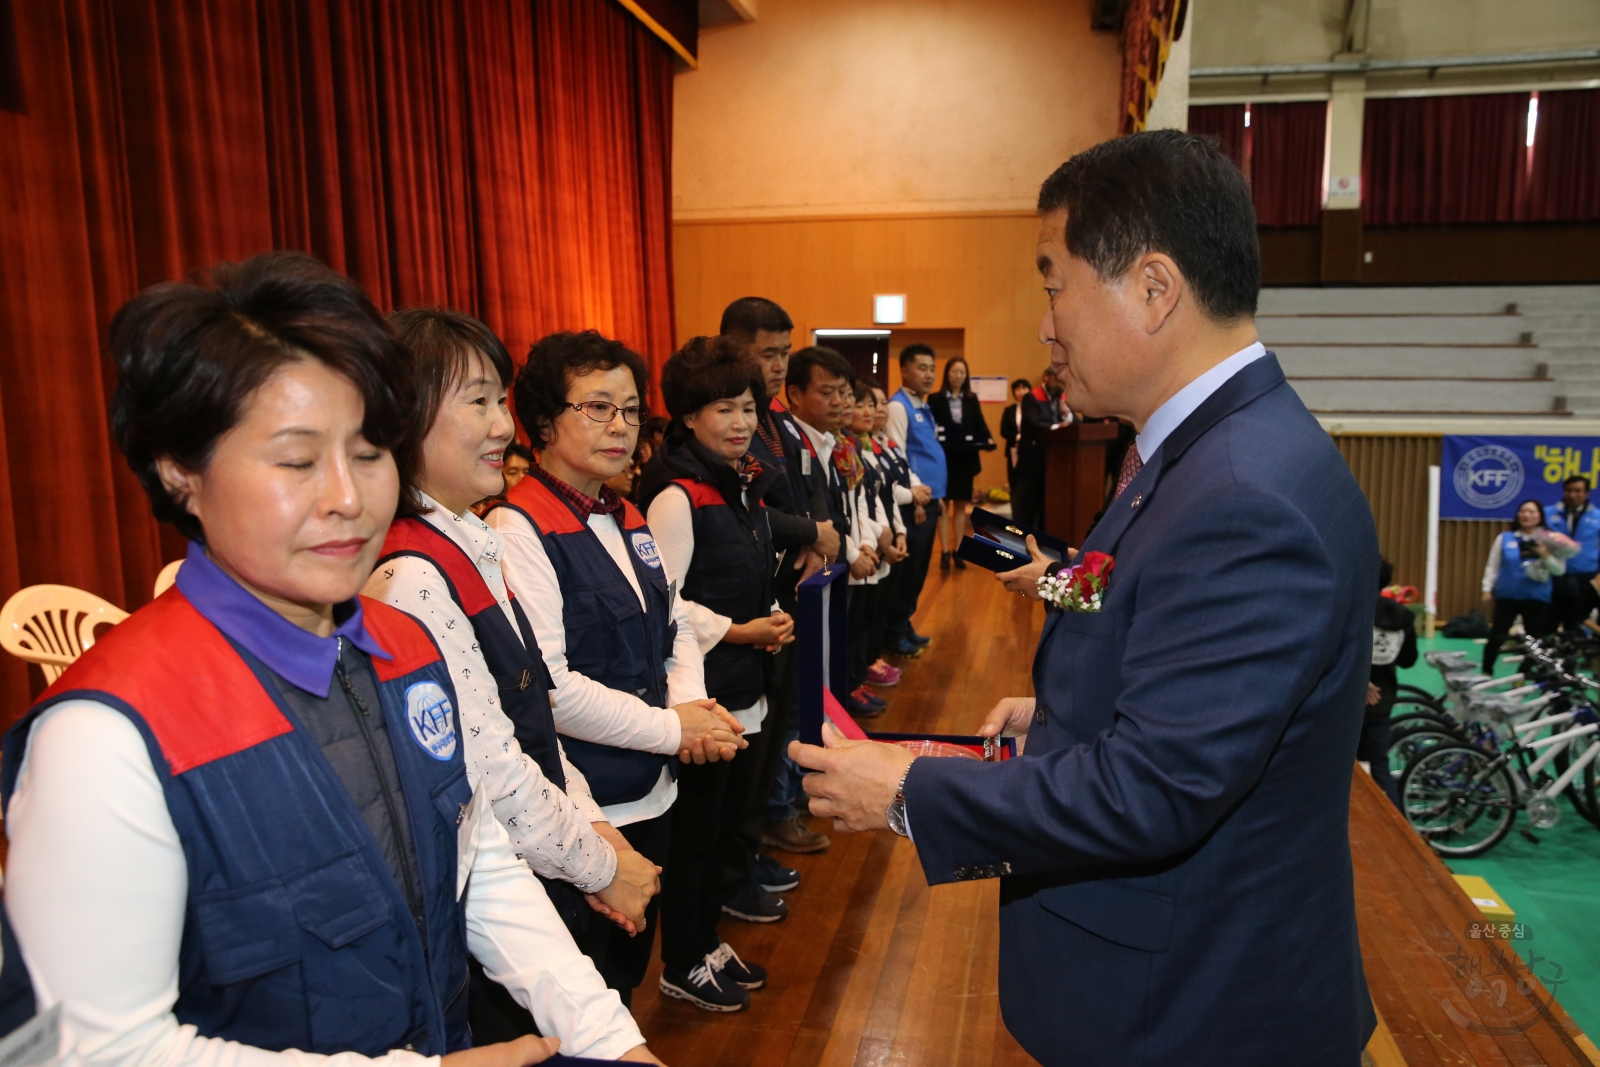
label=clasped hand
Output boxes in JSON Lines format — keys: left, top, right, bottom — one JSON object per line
{"left": 585, "top": 821, "right": 661, "bottom": 935}
{"left": 725, "top": 610, "right": 795, "bottom": 653}
{"left": 674, "top": 697, "right": 747, "bottom": 763}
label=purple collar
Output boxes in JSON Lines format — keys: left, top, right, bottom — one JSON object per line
{"left": 174, "top": 541, "right": 391, "bottom": 698}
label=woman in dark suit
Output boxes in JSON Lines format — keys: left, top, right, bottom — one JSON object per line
{"left": 999, "top": 378, "right": 1030, "bottom": 499}
{"left": 927, "top": 356, "right": 995, "bottom": 570}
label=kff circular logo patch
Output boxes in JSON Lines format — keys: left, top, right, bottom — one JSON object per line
{"left": 405, "top": 681, "right": 457, "bottom": 761}
{"left": 1454, "top": 445, "right": 1524, "bottom": 510}
{"left": 631, "top": 532, "right": 662, "bottom": 569}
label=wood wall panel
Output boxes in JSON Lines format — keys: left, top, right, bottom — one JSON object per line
{"left": 1334, "top": 435, "right": 1501, "bottom": 620}
{"left": 674, "top": 212, "right": 1050, "bottom": 495}
{"left": 1260, "top": 221, "right": 1600, "bottom": 286}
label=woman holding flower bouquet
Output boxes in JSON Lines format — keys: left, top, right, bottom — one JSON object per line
{"left": 1480, "top": 497, "right": 1570, "bottom": 673}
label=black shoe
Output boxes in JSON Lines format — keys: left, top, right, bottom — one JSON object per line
{"left": 888, "top": 637, "right": 924, "bottom": 657}
{"left": 708, "top": 942, "right": 768, "bottom": 990}
{"left": 660, "top": 959, "right": 750, "bottom": 1012}
{"left": 754, "top": 854, "right": 800, "bottom": 893}
{"left": 953, "top": 555, "right": 967, "bottom": 570}
{"left": 844, "top": 690, "right": 885, "bottom": 719}
{"left": 940, "top": 551, "right": 952, "bottom": 571}
{"left": 908, "top": 630, "right": 932, "bottom": 647}
{"left": 722, "top": 882, "right": 789, "bottom": 923}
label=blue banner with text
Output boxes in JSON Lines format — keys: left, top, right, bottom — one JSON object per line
{"left": 1442, "top": 435, "right": 1600, "bottom": 520}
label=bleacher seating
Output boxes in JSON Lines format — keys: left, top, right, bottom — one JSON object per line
{"left": 1259, "top": 286, "right": 1600, "bottom": 422}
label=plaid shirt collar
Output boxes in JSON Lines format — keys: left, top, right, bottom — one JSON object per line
{"left": 533, "top": 465, "right": 625, "bottom": 517}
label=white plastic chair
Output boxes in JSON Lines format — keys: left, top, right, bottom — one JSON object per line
{"left": 153, "top": 559, "right": 183, "bottom": 598}
{"left": 0, "top": 584, "right": 129, "bottom": 685}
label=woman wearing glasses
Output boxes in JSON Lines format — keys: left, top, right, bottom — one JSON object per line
{"left": 485, "top": 331, "right": 746, "bottom": 1006}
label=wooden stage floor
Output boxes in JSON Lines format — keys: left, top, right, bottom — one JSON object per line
{"left": 628, "top": 554, "right": 1599, "bottom": 1067}
{"left": 631, "top": 561, "right": 1041, "bottom": 1067}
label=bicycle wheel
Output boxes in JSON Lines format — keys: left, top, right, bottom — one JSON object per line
{"left": 1549, "top": 738, "right": 1600, "bottom": 825}
{"left": 1584, "top": 756, "right": 1600, "bottom": 829}
{"left": 1401, "top": 745, "right": 1518, "bottom": 857}
{"left": 1396, "top": 685, "right": 1446, "bottom": 711}
{"left": 1389, "top": 724, "right": 1464, "bottom": 782}
{"left": 1391, "top": 708, "right": 1458, "bottom": 735}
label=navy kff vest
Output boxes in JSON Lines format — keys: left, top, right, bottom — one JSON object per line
{"left": 377, "top": 517, "right": 590, "bottom": 934}
{"left": 488, "top": 474, "right": 677, "bottom": 807}
{"left": 1, "top": 592, "right": 473, "bottom": 1057}
{"left": 663, "top": 467, "right": 774, "bottom": 710}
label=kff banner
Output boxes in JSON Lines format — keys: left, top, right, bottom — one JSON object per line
{"left": 1442, "top": 435, "right": 1600, "bottom": 520}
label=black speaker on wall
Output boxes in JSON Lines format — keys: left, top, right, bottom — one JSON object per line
{"left": 0, "top": 0, "right": 23, "bottom": 113}
{"left": 1091, "top": 0, "right": 1127, "bottom": 32}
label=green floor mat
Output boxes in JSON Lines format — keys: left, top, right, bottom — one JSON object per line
{"left": 1404, "top": 634, "right": 1600, "bottom": 1036}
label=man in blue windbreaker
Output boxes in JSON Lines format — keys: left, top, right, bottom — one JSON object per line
{"left": 1547, "top": 476, "right": 1600, "bottom": 631}
{"left": 883, "top": 346, "right": 943, "bottom": 656}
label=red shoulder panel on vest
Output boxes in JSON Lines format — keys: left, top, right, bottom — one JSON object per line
{"left": 620, "top": 499, "right": 647, "bottom": 531}
{"left": 671, "top": 478, "right": 726, "bottom": 509}
{"left": 40, "top": 591, "right": 291, "bottom": 776}
{"left": 361, "top": 598, "right": 443, "bottom": 682}
{"left": 502, "top": 477, "right": 587, "bottom": 535}
{"left": 379, "top": 518, "right": 498, "bottom": 616}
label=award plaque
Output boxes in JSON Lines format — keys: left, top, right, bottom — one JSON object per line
{"left": 955, "top": 507, "right": 1074, "bottom": 573}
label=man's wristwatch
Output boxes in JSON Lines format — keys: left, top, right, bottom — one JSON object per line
{"left": 885, "top": 766, "right": 913, "bottom": 837}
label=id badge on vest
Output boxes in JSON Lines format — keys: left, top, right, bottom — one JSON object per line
{"left": 801, "top": 450, "right": 811, "bottom": 477}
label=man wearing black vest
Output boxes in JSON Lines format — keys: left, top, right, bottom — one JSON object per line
{"left": 719, "top": 299, "right": 842, "bottom": 914}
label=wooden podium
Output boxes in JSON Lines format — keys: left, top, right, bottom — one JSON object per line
{"left": 1041, "top": 421, "right": 1119, "bottom": 547}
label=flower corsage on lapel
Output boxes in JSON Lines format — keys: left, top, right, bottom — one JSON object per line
{"left": 1037, "top": 551, "right": 1114, "bottom": 612}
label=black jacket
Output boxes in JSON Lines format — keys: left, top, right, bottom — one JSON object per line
{"left": 1017, "top": 387, "right": 1064, "bottom": 463}
{"left": 638, "top": 435, "right": 779, "bottom": 709}
{"left": 927, "top": 391, "right": 995, "bottom": 480}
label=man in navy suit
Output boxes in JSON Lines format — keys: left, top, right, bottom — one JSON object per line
{"left": 791, "top": 130, "right": 1379, "bottom": 1066}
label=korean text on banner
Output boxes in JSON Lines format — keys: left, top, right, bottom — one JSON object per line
{"left": 1441, "top": 435, "right": 1600, "bottom": 520}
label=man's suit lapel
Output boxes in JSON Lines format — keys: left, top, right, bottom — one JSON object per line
{"left": 1082, "top": 354, "right": 1286, "bottom": 560}
{"left": 1156, "top": 353, "right": 1286, "bottom": 471}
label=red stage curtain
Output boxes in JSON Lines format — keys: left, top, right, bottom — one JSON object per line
{"left": 1252, "top": 102, "right": 1326, "bottom": 227}
{"left": 1526, "top": 88, "right": 1600, "bottom": 222}
{"left": 1362, "top": 92, "right": 1530, "bottom": 225}
{"left": 0, "top": 0, "right": 676, "bottom": 719}
{"left": 1187, "top": 103, "right": 1247, "bottom": 170}
{"left": 1187, "top": 102, "right": 1325, "bottom": 227}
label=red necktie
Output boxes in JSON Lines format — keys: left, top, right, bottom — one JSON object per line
{"left": 1115, "top": 446, "right": 1144, "bottom": 499}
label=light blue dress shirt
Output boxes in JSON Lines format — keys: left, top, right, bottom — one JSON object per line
{"left": 1135, "top": 342, "right": 1268, "bottom": 464}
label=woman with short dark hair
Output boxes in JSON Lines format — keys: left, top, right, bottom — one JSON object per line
{"left": 364, "top": 309, "right": 664, "bottom": 1040}
{"left": 4, "top": 254, "right": 657, "bottom": 1067}
{"left": 927, "top": 356, "right": 996, "bottom": 569}
{"left": 485, "top": 331, "right": 746, "bottom": 1007}
{"left": 635, "top": 335, "right": 790, "bottom": 1012}
{"left": 1000, "top": 378, "right": 1031, "bottom": 497}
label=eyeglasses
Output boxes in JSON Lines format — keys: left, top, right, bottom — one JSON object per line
{"left": 566, "top": 401, "right": 646, "bottom": 426}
